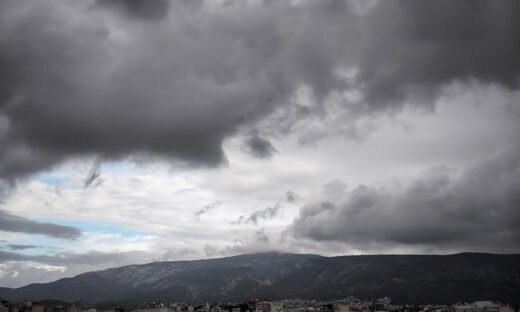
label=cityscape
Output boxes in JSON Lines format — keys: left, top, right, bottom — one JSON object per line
{"left": 2, "top": 298, "right": 518, "bottom": 312}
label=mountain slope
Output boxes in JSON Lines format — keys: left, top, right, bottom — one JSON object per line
{"left": 1, "top": 252, "right": 519, "bottom": 306}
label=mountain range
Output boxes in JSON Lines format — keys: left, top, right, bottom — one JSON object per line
{"left": 1, "top": 252, "right": 519, "bottom": 307}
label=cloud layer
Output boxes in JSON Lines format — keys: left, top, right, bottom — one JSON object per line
{"left": 0, "top": 209, "right": 82, "bottom": 240}
{"left": 96, "top": 0, "right": 170, "bottom": 21}
{"left": 289, "top": 147, "right": 520, "bottom": 252}
{"left": 357, "top": 0, "right": 520, "bottom": 108}
{"left": 0, "top": 0, "right": 518, "bottom": 179}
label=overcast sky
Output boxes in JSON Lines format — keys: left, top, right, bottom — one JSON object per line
{"left": 0, "top": 0, "right": 519, "bottom": 288}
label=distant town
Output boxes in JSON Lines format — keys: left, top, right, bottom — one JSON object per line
{"left": 1, "top": 297, "right": 518, "bottom": 312}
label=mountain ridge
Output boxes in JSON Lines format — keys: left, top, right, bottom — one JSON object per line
{"left": 1, "top": 252, "right": 519, "bottom": 307}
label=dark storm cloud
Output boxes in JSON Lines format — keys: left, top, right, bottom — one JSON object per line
{"left": 245, "top": 136, "right": 278, "bottom": 159}
{"left": 96, "top": 0, "right": 170, "bottom": 21}
{"left": 0, "top": 209, "right": 82, "bottom": 240}
{"left": 0, "top": 0, "right": 518, "bottom": 179}
{"left": 288, "top": 147, "right": 520, "bottom": 252}
{"left": 1, "top": 0, "right": 321, "bottom": 177}
{"left": 356, "top": 0, "right": 520, "bottom": 109}
{"left": 233, "top": 203, "right": 280, "bottom": 225}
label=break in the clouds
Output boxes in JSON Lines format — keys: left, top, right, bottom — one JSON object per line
{"left": 0, "top": 209, "right": 82, "bottom": 240}
{"left": 288, "top": 146, "right": 520, "bottom": 252}
{"left": 0, "top": 0, "right": 519, "bottom": 178}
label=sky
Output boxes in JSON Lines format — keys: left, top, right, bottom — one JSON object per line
{"left": 0, "top": 0, "right": 519, "bottom": 288}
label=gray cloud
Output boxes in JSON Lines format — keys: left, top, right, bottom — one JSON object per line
{"left": 95, "top": 0, "right": 170, "bottom": 21}
{"left": 7, "top": 244, "right": 38, "bottom": 251}
{"left": 1, "top": 0, "right": 316, "bottom": 178}
{"left": 233, "top": 203, "right": 280, "bottom": 225}
{"left": 245, "top": 136, "right": 278, "bottom": 159}
{"left": 0, "top": 262, "right": 67, "bottom": 288}
{"left": 356, "top": 0, "right": 520, "bottom": 109}
{"left": 202, "top": 235, "right": 276, "bottom": 259}
{"left": 0, "top": 249, "right": 136, "bottom": 266}
{"left": 84, "top": 158, "right": 104, "bottom": 188}
{"left": 255, "top": 229, "right": 269, "bottom": 243}
{"left": 195, "top": 201, "right": 220, "bottom": 221}
{"left": 0, "top": 0, "right": 518, "bottom": 179}
{"left": 0, "top": 209, "right": 82, "bottom": 240}
{"left": 286, "top": 190, "right": 296, "bottom": 202}
{"left": 160, "top": 248, "right": 203, "bottom": 262}
{"left": 288, "top": 147, "right": 520, "bottom": 252}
